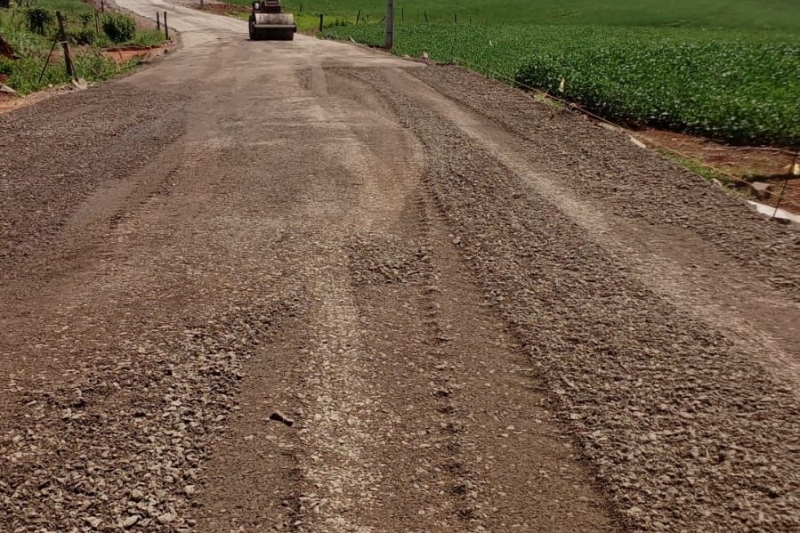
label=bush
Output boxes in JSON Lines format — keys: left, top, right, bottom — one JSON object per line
{"left": 102, "top": 13, "right": 135, "bottom": 43}
{"left": 79, "top": 12, "right": 93, "bottom": 27}
{"left": 70, "top": 27, "right": 95, "bottom": 45}
{"left": 0, "top": 59, "right": 13, "bottom": 77}
{"left": 3, "top": 25, "right": 46, "bottom": 57}
{"left": 93, "top": 32, "right": 112, "bottom": 48}
{"left": 25, "top": 7, "right": 53, "bottom": 35}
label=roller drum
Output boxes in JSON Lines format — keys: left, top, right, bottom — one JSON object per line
{"left": 250, "top": 12, "right": 296, "bottom": 40}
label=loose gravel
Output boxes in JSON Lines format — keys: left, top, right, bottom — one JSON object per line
{"left": 347, "top": 234, "right": 430, "bottom": 286}
{"left": 341, "top": 67, "right": 800, "bottom": 533}
{"left": 3, "top": 39, "right": 799, "bottom": 533}
{"left": 409, "top": 65, "right": 800, "bottom": 300}
{"left": 0, "top": 299, "right": 299, "bottom": 532}
{"left": 0, "top": 85, "right": 185, "bottom": 269}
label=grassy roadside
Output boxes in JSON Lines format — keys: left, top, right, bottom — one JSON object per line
{"left": 0, "top": 0, "right": 166, "bottom": 95}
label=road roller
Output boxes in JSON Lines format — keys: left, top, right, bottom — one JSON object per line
{"left": 249, "top": 0, "right": 296, "bottom": 40}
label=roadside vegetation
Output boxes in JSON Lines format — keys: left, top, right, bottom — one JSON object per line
{"left": 0, "top": 0, "right": 165, "bottom": 95}
{"left": 276, "top": 0, "right": 800, "bottom": 148}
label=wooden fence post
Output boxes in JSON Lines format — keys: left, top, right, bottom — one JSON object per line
{"left": 318, "top": 13, "right": 323, "bottom": 31}
{"left": 55, "top": 11, "right": 75, "bottom": 79}
{"left": 156, "top": 11, "right": 161, "bottom": 30}
{"left": 164, "top": 11, "right": 169, "bottom": 40}
{"left": 384, "top": 0, "right": 393, "bottom": 49}
{"left": 772, "top": 152, "right": 799, "bottom": 220}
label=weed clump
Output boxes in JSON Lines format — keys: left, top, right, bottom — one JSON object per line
{"left": 102, "top": 13, "right": 136, "bottom": 43}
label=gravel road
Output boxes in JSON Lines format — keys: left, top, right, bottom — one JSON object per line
{"left": 1, "top": 3, "right": 798, "bottom": 533}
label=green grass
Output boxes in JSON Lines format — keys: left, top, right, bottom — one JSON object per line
{"left": 28, "top": 0, "right": 93, "bottom": 14}
{"left": 130, "top": 29, "right": 166, "bottom": 47}
{"left": 1, "top": 0, "right": 164, "bottom": 94}
{"left": 318, "top": 6, "right": 800, "bottom": 148}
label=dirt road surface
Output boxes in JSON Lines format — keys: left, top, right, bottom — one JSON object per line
{"left": 1, "top": 3, "right": 799, "bottom": 532}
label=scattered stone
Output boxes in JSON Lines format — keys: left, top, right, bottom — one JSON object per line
{"left": 269, "top": 410, "right": 294, "bottom": 426}
{"left": 157, "top": 513, "right": 175, "bottom": 525}
{"left": 599, "top": 122, "right": 622, "bottom": 132}
{"left": 749, "top": 181, "right": 771, "bottom": 200}
{"left": 0, "top": 299, "right": 291, "bottom": 531}
{"left": 629, "top": 136, "right": 646, "bottom": 149}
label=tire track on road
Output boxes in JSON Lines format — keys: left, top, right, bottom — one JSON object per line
{"left": 340, "top": 66, "right": 800, "bottom": 533}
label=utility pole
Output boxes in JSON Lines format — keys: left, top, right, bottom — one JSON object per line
{"left": 384, "top": 0, "right": 394, "bottom": 49}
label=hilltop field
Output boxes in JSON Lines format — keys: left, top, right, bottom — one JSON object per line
{"left": 262, "top": 0, "right": 800, "bottom": 148}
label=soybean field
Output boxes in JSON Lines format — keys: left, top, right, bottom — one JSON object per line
{"left": 311, "top": 0, "right": 800, "bottom": 147}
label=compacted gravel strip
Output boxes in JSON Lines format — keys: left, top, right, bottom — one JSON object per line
{"left": 408, "top": 66, "right": 800, "bottom": 300}
{"left": 0, "top": 85, "right": 186, "bottom": 272}
{"left": 340, "top": 67, "right": 800, "bottom": 533}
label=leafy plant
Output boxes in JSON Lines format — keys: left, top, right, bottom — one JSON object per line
{"left": 1, "top": 24, "right": 44, "bottom": 56}
{"left": 25, "top": 6, "right": 53, "bottom": 35}
{"left": 102, "top": 13, "right": 135, "bottom": 43}
{"left": 78, "top": 12, "right": 92, "bottom": 27}
{"left": 69, "top": 27, "right": 94, "bottom": 44}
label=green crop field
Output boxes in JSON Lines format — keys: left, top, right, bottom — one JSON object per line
{"left": 284, "top": 0, "right": 800, "bottom": 148}
{"left": 285, "top": 0, "right": 800, "bottom": 32}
